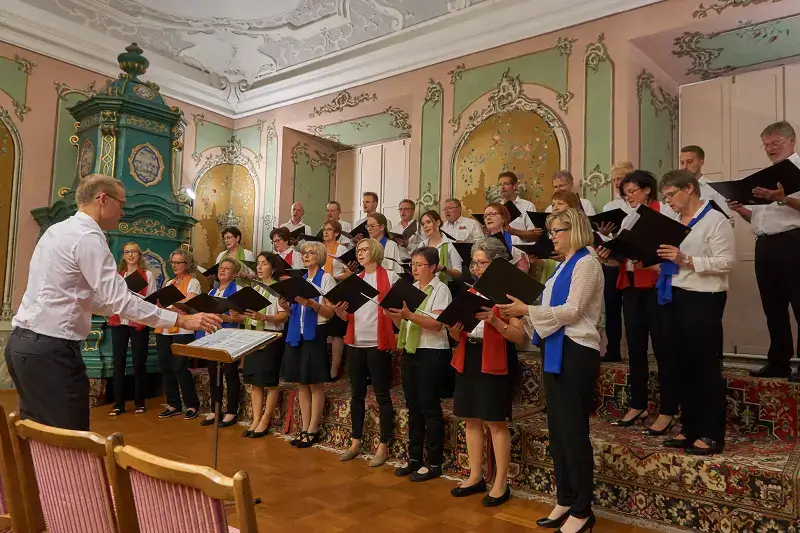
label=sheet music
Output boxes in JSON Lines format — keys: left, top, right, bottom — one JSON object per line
{"left": 187, "top": 329, "right": 279, "bottom": 360}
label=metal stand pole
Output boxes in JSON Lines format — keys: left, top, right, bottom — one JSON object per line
{"left": 212, "top": 360, "right": 222, "bottom": 470}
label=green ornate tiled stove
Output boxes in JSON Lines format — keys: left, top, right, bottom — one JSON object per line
{"left": 31, "top": 44, "right": 196, "bottom": 404}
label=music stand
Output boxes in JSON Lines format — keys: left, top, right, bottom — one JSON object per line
{"left": 171, "top": 330, "right": 283, "bottom": 469}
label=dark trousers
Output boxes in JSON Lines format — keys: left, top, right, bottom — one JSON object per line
{"left": 663, "top": 288, "right": 727, "bottom": 443}
{"left": 111, "top": 325, "right": 150, "bottom": 410}
{"left": 401, "top": 348, "right": 450, "bottom": 466}
{"left": 155, "top": 334, "right": 199, "bottom": 411}
{"left": 755, "top": 229, "right": 800, "bottom": 367}
{"left": 6, "top": 328, "right": 89, "bottom": 430}
{"left": 622, "top": 284, "right": 678, "bottom": 415}
{"left": 543, "top": 337, "right": 600, "bottom": 519}
{"left": 347, "top": 346, "right": 394, "bottom": 444}
{"left": 207, "top": 361, "right": 241, "bottom": 416}
{"left": 602, "top": 265, "right": 623, "bottom": 359}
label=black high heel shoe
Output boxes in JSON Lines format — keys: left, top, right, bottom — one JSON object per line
{"left": 290, "top": 431, "right": 307, "bottom": 447}
{"left": 556, "top": 513, "right": 595, "bottom": 533}
{"left": 643, "top": 418, "right": 675, "bottom": 436}
{"left": 536, "top": 510, "right": 569, "bottom": 529}
{"left": 611, "top": 409, "right": 648, "bottom": 427}
{"left": 297, "top": 431, "right": 320, "bottom": 449}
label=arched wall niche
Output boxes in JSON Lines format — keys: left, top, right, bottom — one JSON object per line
{"left": 0, "top": 106, "right": 22, "bottom": 321}
{"left": 450, "top": 72, "right": 570, "bottom": 215}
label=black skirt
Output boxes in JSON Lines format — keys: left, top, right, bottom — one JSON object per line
{"left": 326, "top": 315, "right": 348, "bottom": 338}
{"left": 281, "top": 324, "right": 329, "bottom": 385}
{"left": 242, "top": 333, "right": 285, "bottom": 388}
{"left": 453, "top": 341, "right": 519, "bottom": 422}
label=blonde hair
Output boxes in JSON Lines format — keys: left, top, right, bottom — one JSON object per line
{"left": 75, "top": 174, "right": 123, "bottom": 206}
{"left": 546, "top": 208, "right": 594, "bottom": 251}
{"left": 218, "top": 257, "right": 242, "bottom": 276}
{"left": 117, "top": 242, "right": 147, "bottom": 272}
{"left": 610, "top": 161, "right": 635, "bottom": 174}
{"left": 170, "top": 248, "right": 197, "bottom": 274}
{"left": 299, "top": 241, "right": 327, "bottom": 268}
{"left": 356, "top": 238, "right": 385, "bottom": 266}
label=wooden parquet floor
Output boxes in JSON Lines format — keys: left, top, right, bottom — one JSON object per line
{"left": 0, "top": 391, "right": 660, "bottom": 532}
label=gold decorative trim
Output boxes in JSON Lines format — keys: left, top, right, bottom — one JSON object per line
{"left": 308, "top": 90, "right": 378, "bottom": 117}
{"left": 11, "top": 101, "right": 30, "bottom": 122}
{"left": 424, "top": 78, "right": 444, "bottom": 106}
{"left": 82, "top": 330, "right": 102, "bottom": 352}
{"left": 637, "top": 69, "right": 678, "bottom": 128}
{"left": 78, "top": 139, "right": 94, "bottom": 179}
{"left": 128, "top": 143, "right": 165, "bottom": 187}
{"left": 123, "top": 115, "right": 168, "bottom": 134}
{"left": 584, "top": 164, "right": 610, "bottom": 196}
{"left": 13, "top": 55, "right": 35, "bottom": 75}
{"left": 265, "top": 119, "right": 277, "bottom": 143}
{"left": 385, "top": 107, "right": 411, "bottom": 137}
{"left": 99, "top": 134, "right": 116, "bottom": 176}
{"left": 306, "top": 125, "right": 341, "bottom": 144}
{"left": 290, "top": 142, "right": 337, "bottom": 172}
{"left": 118, "top": 219, "right": 177, "bottom": 238}
{"left": 58, "top": 187, "right": 71, "bottom": 198}
{"left": 55, "top": 81, "right": 99, "bottom": 100}
{"left": 556, "top": 37, "right": 577, "bottom": 56}
{"left": 78, "top": 114, "right": 100, "bottom": 132}
{"left": 448, "top": 64, "right": 465, "bottom": 85}
{"left": 585, "top": 33, "right": 611, "bottom": 72}
{"left": 556, "top": 91, "right": 574, "bottom": 114}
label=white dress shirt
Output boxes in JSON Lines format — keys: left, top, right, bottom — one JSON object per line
{"left": 403, "top": 277, "right": 452, "bottom": 350}
{"left": 668, "top": 202, "right": 735, "bottom": 293}
{"left": 13, "top": 212, "right": 178, "bottom": 341}
{"left": 442, "top": 216, "right": 484, "bottom": 242}
{"left": 281, "top": 220, "right": 312, "bottom": 236}
{"left": 546, "top": 197, "right": 597, "bottom": 216}
{"left": 509, "top": 197, "right": 537, "bottom": 232}
{"left": 420, "top": 236, "right": 463, "bottom": 275}
{"left": 397, "top": 220, "right": 424, "bottom": 260}
{"left": 525, "top": 254, "right": 603, "bottom": 352}
{"left": 161, "top": 277, "right": 202, "bottom": 336}
{"left": 749, "top": 153, "right": 800, "bottom": 236}
{"left": 381, "top": 239, "right": 404, "bottom": 274}
{"left": 118, "top": 270, "right": 157, "bottom": 327}
{"left": 278, "top": 247, "right": 304, "bottom": 269}
{"left": 602, "top": 196, "right": 633, "bottom": 215}
{"left": 350, "top": 270, "right": 400, "bottom": 347}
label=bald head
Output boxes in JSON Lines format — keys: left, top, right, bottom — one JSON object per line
{"left": 291, "top": 202, "right": 305, "bottom": 223}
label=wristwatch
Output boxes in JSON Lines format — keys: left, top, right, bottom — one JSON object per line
{"left": 777, "top": 199, "right": 787, "bottom": 206}
{"left": 682, "top": 256, "right": 691, "bottom": 265}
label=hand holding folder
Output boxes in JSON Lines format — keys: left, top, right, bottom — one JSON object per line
{"left": 323, "top": 274, "right": 379, "bottom": 313}
{"left": 472, "top": 258, "right": 546, "bottom": 305}
{"left": 436, "top": 290, "right": 492, "bottom": 332}
{"left": 379, "top": 277, "right": 427, "bottom": 313}
{"left": 124, "top": 270, "right": 148, "bottom": 293}
{"left": 708, "top": 159, "right": 800, "bottom": 205}
{"left": 144, "top": 284, "right": 185, "bottom": 307}
{"left": 599, "top": 205, "right": 690, "bottom": 267}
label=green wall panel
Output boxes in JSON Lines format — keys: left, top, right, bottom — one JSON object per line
{"left": 0, "top": 57, "right": 30, "bottom": 113}
{"left": 308, "top": 108, "right": 411, "bottom": 147}
{"left": 419, "top": 79, "right": 444, "bottom": 212}
{"left": 582, "top": 34, "right": 614, "bottom": 210}
{"left": 291, "top": 142, "right": 335, "bottom": 232}
{"left": 51, "top": 92, "right": 89, "bottom": 204}
{"left": 194, "top": 117, "right": 234, "bottom": 157}
{"left": 262, "top": 122, "right": 279, "bottom": 251}
{"left": 638, "top": 70, "right": 678, "bottom": 177}
{"left": 236, "top": 122, "right": 262, "bottom": 156}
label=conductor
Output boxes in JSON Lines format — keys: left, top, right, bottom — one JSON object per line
{"left": 7, "top": 174, "right": 223, "bottom": 431}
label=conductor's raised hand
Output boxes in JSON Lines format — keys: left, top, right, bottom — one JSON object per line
{"left": 497, "top": 295, "right": 528, "bottom": 318}
{"left": 176, "top": 312, "right": 223, "bottom": 334}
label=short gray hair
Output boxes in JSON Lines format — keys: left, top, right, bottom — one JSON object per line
{"left": 471, "top": 236, "right": 509, "bottom": 262}
{"left": 170, "top": 248, "right": 197, "bottom": 273}
{"left": 553, "top": 170, "right": 574, "bottom": 183}
{"left": 219, "top": 257, "right": 242, "bottom": 276}
{"left": 299, "top": 240, "right": 327, "bottom": 268}
{"left": 761, "top": 121, "right": 796, "bottom": 139}
{"left": 444, "top": 198, "right": 462, "bottom": 208}
{"left": 660, "top": 170, "right": 701, "bottom": 198}
{"left": 75, "top": 174, "right": 123, "bottom": 206}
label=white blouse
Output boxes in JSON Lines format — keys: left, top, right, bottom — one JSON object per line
{"left": 525, "top": 254, "right": 603, "bottom": 352}
{"left": 278, "top": 247, "right": 304, "bottom": 269}
{"left": 247, "top": 283, "right": 284, "bottom": 332}
{"left": 420, "top": 236, "right": 463, "bottom": 275}
{"left": 350, "top": 270, "right": 400, "bottom": 348}
{"left": 402, "top": 277, "right": 452, "bottom": 350}
{"left": 381, "top": 239, "right": 404, "bottom": 274}
{"left": 299, "top": 272, "right": 337, "bottom": 333}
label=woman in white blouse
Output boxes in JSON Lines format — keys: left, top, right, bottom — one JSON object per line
{"left": 365, "top": 212, "right": 404, "bottom": 274}
{"left": 482, "top": 202, "right": 529, "bottom": 272}
{"left": 419, "top": 210, "right": 462, "bottom": 281}
{"left": 334, "top": 238, "right": 400, "bottom": 467}
{"left": 500, "top": 208, "right": 603, "bottom": 533}
{"left": 446, "top": 237, "right": 526, "bottom": 508}
{"left": 109, "top": 242, "right": 157, "bottom": 417}
{"left": 235, "top": 252, "right": 288, "bottom": 439}
{"left": 280, "top": 241, "right": 336, "bottom": 448}
{"left": 270, "top": 226, "right": 304, "bottom": 270}
{"left": 322, "top": 220, "right": 349, "bottom": 380}
{"left": 386, "top": 246, "right": 453, "bottom": 482}
{"left": 154, "top": 249, "right": 202, "bottom": 420}
{"left": 656, "top": 170, "right": 734, "bottom": 456}
{"left": 216, "top": 226, "right": 255, "bottom": 280}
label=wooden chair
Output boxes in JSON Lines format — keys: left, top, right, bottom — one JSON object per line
{"left": 106, "top": 442, "right": 257, "bottom": 533}
{"left": 7, "top": 412, "right": 121, "bottom": 533}
{"left": 0, "top": 406, "right": 26, "bottom": 532}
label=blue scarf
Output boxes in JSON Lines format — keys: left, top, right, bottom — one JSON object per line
{"left": 196, "top": 282, "right": 238, "bottom": 339}
{"left": 503, "top": 231, "right": 513, "bottom": 253}
{"left": 379, "top": 235, "right": 388, "bottom": 248}
{"left": 286, "top": 268, "right": 324, "bottom": 346}
{"left": 532, "top": 247, "right": 590, "bottom": 374}
{"left": 656, "top": 202, "right": 713, "bottom": 305}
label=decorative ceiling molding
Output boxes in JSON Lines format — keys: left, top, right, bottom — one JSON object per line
{"left": 308, "top": 90, "right": 379, "bottom": 118}
{"left": 2, "top": 0, "right": 661, "bottom": 117}
{"left": 291, "top": 142, "right": 337, "bottom": 172}
{"left": 692, "top": 0, "right": 784, "bottom": 20}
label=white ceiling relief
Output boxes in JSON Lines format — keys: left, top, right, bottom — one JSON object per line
{"left": 0, "top": 0, "right": 662, "bottom": 116}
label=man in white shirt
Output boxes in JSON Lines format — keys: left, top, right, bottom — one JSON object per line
{"left": 441, "top": 198, "right": 484, "bottom": 242}
{"left": 679, "top": 145, "right": 734, "bottom": 219}
{"left": 602, "top": 161, "right": 635, "bottom": 215}
{"left": 497, "top": 171, "right": 540, "bottom": 242}
{"left": 727, "top": 121, "right": 800, "bottom": 380}
{"left": 281, "top": 202, "right": 312, "bottom": 235}
{"left": 324, "top": 201, "right": 352, "bottom": 246}
{"left": 8, "top": 175, "right": 222, "bottom": 430}
{"left": 354, "top": 191, "right": 392, "bottom": 231}
{"left": 546, "top": 170, "right": 597, "bottom": 216}
{"left": 396, "top": 199, "right": 422, "bottom": 259}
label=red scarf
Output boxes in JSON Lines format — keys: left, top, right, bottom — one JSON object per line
{"left": 451, "top": 289, "right": 508, "bottom": 375}
{"left": 344, "top": 266, "right": 395, "bottom": 351}
{"left": 616, "top": 200, "right": 660, "bottom": 290}
{"left": 108, "top": 268, "right": 148, "bottom": 331}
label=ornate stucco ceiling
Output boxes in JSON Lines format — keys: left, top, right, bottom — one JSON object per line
{"left": 1, "top": 0, "right": 662, "bottom": 117}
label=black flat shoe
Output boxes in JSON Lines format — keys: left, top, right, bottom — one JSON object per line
{"left": 250, "top": 428, "right": 269, "bottom": 439}
{"left": 750, "top": 364, "right": 791, "bottom": 378}
{"left": 556, "top": 513, "right": 595, "bottom": 533}
{"left": 410, "top": 465, "right": 441, "bottom": 482}
{"left": 200, "top": 416, "right": 216, "bottom": 427}
{"left": 451, "top": 478, "right": 487, "bottom": 497}
{"left": 290, "top": 431, "right": 307, "bottom": 447}
{"left": 536, "top": 511, "right": 569, "bottom": 528}
{"left": 297, "top": 431, "right": 320, "bottom": 449}
{"left": 686, "top": 437, "right": 724, "bottom": 456}
{"left": 664, "top": 436, "right": 692, "bottom": 448}
{"left": 395, "top": 460, "right": 421, "bottom": 477}
{"left": 219, "top": 416, "right": 238, "bottom": 428}
{"left": 482, "top": 485, "right": 511, "bottom": 507}
{"left": 184, "top": 408, "right": 199, "bottom": 420}
{"left": 643, "top": 419, "right": 675, "bottom": 436}
{"left": 159, "top": 407, "right": 181, "bottom": 419}
{"left": 611, "top": 409, "right": 648, "bottom": 427}
{"left": 242, "top": 429, "right": 254, "bottom": 438}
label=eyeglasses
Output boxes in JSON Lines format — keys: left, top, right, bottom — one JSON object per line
{"left": 470, "top": 260, "right": 491, "bottom": 268}
{"left": 398, "top": 207, "right": 414, "bottom": 211}
{"left": 366, "top": 224, "right": 382, "bottom": 230}
{"left": 484, "top": 211, "right": 499, "bottom": 217}
{"left": 169, "top": 261, "right": 186, "bottom": 265}
{"left": 762, "top": 137, "right": 790, "bottom": 150}
{"left": 123, "top": 250, "right": 139, "bottom": 255}
{"left": 548, "top": 228, "right": 570, "bottom": 238}
{"left": 622, "top": 187, "right": 640, "bottom": 198}
{"left": 301, "top": 251, "right": 317, "bottom": 256}
{"left": 356, "top": 248, "right": 370, "bottom": 254}
{"left": 97, "top": 192, "right": 126, "bottom": 206}
{"left": 662, "top": 188, "right": 682, "bottom": 199}
{"left": 271, "top": 239, "right": 284, "bottom": 245}
{"left": 411, "top": 262, "right": 431, "bottom": 268}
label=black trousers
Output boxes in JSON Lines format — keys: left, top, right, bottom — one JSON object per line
{"left": 543, "top": 337, "right": 600, "bottom": 519}
{"left": 6, "top": 328, "right": 89, "bottom": 430}
{"left": 755, "top": 229, "right": 800, "bottom": 367}
{"left": 347, "top": 346, "right": 394, "bottom": 444}
{"left": 111, "top": 325, "right": 150, "bottom": 410}
{"left": 622, "top": 284, "right": 678, "bottom": 415}
{"left": 663, "top": 288, "right": 727, "bottom": 443}
{"left": 401, "top": 348, "right": 450, "bottom": 466}
{"left": 155, "top": 334, "right": 199, "bottom": 411}
{"left": 602, "top": 265, "right": 623, "bottom": 359}
{"left": 208, "top": 361, "right": 241, "bottom": 416}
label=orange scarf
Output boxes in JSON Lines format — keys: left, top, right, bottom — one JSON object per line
{"left": 451, "top": 289, "right": 508, "bottom": 375}
{"left": 154, "top": 275, "right": 192, "bottom": 335}
{"left": 344, "top": 266, "right": 395, "bottom": 351}
{"left": 324, "top": 241, "right": 339, "bottom": 275}
{"left": 616, "top": 200, "right": 660, "bottom": 290}
{"left": 108, "top": 268, "right": 149, "bottom": 331}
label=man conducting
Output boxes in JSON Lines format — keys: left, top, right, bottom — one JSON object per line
{"left": 7, "top": 174, "right": 223, "bottom": 430}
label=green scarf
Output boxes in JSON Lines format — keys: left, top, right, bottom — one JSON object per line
{"left": 437, "top": 242, "right": 449, "bottom": 282}
{"left": 244, "top": 281, "right": 274, "bottom": 330}
{"left": 397, "top": 284, "right": 435, "bottom": 354}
